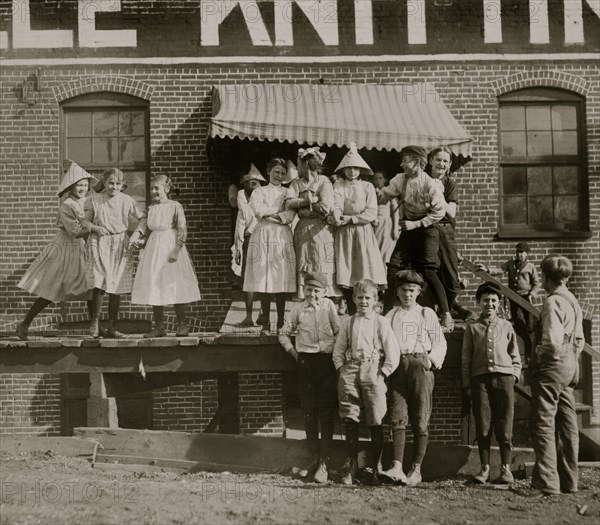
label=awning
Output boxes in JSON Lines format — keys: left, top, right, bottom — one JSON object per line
{"left": 208, "top": 83, "right": 472, "bottom": 158}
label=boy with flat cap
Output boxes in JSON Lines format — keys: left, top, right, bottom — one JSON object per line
{"left": 478, "top": 242, "right": 541, "bottom": 362}
{"left": 379, "top": 146, "right": 452, "bottom": 332}
{"left": 382, "top": 270, "right": 447, "bottom": 485}
{"left": 462, "top": 281, "right": 521, "bottom": 485}
{"left": 279, "top": 271, "right": 341, "bottom": 483}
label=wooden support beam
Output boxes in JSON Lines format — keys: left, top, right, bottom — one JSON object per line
{"left": 0, "top": 344, "right": 296, "bottom": 374}
{"left": 87, "top": 372, "right": 118, "bottom": 428}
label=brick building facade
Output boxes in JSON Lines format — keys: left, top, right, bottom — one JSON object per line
{"left": 1, "top": 1, "right": 598, "bottom": 437}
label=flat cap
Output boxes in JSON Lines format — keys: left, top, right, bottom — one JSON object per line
{"left": 304, "top": 272, "right": 328, "bottom": 290}
{"left": 395, "top": 270, "right": 425, "bottom": 287}
{"left": 399, "top": 145, "right": 427, "bottom": 163}
{"left": 515, "top": 241, "right": 530, "bottom": 252}
{"left": 475, "top": 281, "right": 502, "bottom": 300}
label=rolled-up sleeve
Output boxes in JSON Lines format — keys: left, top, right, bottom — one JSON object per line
{"left": 60, "top": 200, "right": 89, "bottom": 238}
{"left": 332, "top": 318, "right": 350, "bottom": 370}
{"left": 379, "top": 317, "right": 400, "bottom": 377}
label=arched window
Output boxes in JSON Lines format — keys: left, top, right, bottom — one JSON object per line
{"left": 498, "top": 88, "right": 588, "bottom": 238}
{"left": 61, "top": 93, "right": 150, "bottom": 211}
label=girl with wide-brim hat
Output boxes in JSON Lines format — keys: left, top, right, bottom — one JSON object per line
{"left": 16, "top": 161, "right": 97, "bottom": 340}
{"left": 331, "top": 143, "right": 387, "bottom": 314}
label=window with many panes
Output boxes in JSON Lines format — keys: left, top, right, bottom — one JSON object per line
{"left": 61, "top": 93, "right": 150, "bottom": 211}
{"left": 498, "top": 88, "right": 588, "bottom": 238}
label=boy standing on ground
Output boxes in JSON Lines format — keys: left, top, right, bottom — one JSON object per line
{"left": 279, "top": 272, "right": 341, "bottom": 483}
{"left": 519, "top": 255, "right": 584, "bottom": 498}
{"left": 462, "top": 282, "right": 521, "bottom": 485}
{"left": 478, "top": 242, "right": 540, "bottom": 362}
{"left": 381, "top": 270, "right": 447, "bottom": 485}
{"left": 333, "top": 279, "right": 400, "bottom": 485}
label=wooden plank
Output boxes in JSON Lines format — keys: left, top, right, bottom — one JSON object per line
{"left": 0, "top": 344, "right": 296, "bottom": 373}
{"left": 462, "top": 258, "right": 599, "bottom": 361}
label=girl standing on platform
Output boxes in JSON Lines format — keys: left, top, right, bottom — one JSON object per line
{"left": 16, "top": 161, "right": 96, "bottom": 340}
{"left": 286, "top": 147, "right": 339, "bottom": 300}
{"left": 332, "top": 144, "right": 387, "bottom": 315}
{"left": 233, "top": 164, "right": 266, "bottom": 327}
{"left": 244, "top": 158, "right": 297, "bottom": 335}
{"left": 371, "top": 170, "right": 400, "bottom": 264}
{"left": 131, "top": 175, "right": 201, "bottom": 337}
{"left": 84, "top": 168, "right": 143, "bottom": 338}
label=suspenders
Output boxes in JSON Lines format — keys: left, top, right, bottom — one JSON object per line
{"left": 347, "top": 315, "right": 381, "bottom": 362}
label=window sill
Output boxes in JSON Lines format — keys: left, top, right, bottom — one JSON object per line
{"left": 497, "top": 229, "right": 592, "bottom": 240}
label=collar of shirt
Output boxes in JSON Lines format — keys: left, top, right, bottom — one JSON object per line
{"left": 356, "top": 311, "right": 377, "bottom": 320}
{"left": 301, "top": 300, "right": 321, "bottom": 311}
{"left": 478, "top": 314, "right": 498, "bottom": 327}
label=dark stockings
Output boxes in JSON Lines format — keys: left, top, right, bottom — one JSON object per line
{"left": 23, "top": 298, "right": 51, "bottom": 326}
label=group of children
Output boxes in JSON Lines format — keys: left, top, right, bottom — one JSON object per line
{"left": 17, "top": 162, "right": 200, "bottom": 340}
{"left": 280, "top": 252, "right": 584, "bottom": 495}
{"left": 234, "top": 143, "right": 465, "bottom": 336}
{"left": 279, "top": 269, "right": 448, "bottom": 485}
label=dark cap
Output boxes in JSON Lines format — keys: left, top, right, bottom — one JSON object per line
{"left": 399, "top": 145, "right": 427, "bottom": 163}
{"left": 395, "top": 270, "right": 425, "bottom": 287}
{"left": 304, "top": 272, "right": 328, "bottom": 290}
{"left": 475, "top": 282, "right": 502, "bottom": 300}
{"left": 515, "top": 241, "right": 529, "bottom": 252}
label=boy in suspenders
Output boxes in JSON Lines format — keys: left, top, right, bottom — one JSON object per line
{"left": 333, "top": 279, "right": 400, "bottom": 485}
{"left": 518, "top": 255, "right": 584, "bottom": 498}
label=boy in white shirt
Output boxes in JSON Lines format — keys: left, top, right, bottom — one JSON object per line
{"left": 382, "top": 270, "right": 447, "bottom": 485}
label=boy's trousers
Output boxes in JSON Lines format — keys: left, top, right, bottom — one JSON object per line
{"left": 297, "top": 353, "right": 338, "bottom": 458}
{"left": 471, "top": 373, "right": 515, "bottom": 461}
{"left": 388, "top": 353, "right": 434, "bottom": 436}
{"left": 529, "top": 345, "right": 579, "bottom": 495}
{"left": 338, "top": 359, "right": 387, "bottom": 426}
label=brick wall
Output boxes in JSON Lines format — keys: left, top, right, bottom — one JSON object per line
{"left": 1, "top": 61, "right": 598, "bottom": 424}
{"left": 239, "top": 372, "right": 284, "bottom": 436}
{"left": 0, "top": 373, "right": 62, "bottom": 436}
{"left": 152, "top": 378, "right": 218, "bottom": 432}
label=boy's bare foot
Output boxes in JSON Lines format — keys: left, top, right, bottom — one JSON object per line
{"left": 237, "top": 317, "right": 255, "bottom": 327}
{"left": 440, "top": 312, "right": 455, "bottom": 333}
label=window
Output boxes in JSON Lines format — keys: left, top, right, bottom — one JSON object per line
{"left": 61, "top": 93, "right": 150, "bottom": 211}
{"left": 498, "top": 88, "right": 588, "bottom": 238}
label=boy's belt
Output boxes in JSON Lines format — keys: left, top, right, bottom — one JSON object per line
{"left": 400, "top": 352, "right": 426, "bottom": 357}
{"left": 346, "top": 356, "right": 382, "bottom": 365}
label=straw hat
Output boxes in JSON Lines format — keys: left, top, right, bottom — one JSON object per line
{"left": 334, "top": 143, "right": 373, "bottom": 176}
{"left": 281, "top": 160, "right": 299, "bottom": 184}
{"left": 57, "top": 161, "right": 97, "bottom": 196}
{"left": 240, "top": 163, "right": 267, "bottom": 184}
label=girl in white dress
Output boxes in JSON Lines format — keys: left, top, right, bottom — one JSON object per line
{"left": 371, "top": 170, "right": 400, "bottom": 264}
{"left": 84, "top": 168, "right": 143, "bottom": 338}
{"left": 131, "top": 175, "right": 201, "bottom": 337}
{"left": 16, "top": 162, "right": 96, "bottom": 340}
{"left": 332, "top": 144, "right": 387, "bottom": 315}
{"left": 244, "top": 158, "right": 297, "bottom": 335}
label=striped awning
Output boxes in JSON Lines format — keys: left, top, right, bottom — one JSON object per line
{"left": 208, "top": 83, "right": 472, "bottom": 158}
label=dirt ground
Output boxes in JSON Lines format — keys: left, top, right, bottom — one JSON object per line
{"left": 1, "top": 451, "right": 599, "bottom": 525}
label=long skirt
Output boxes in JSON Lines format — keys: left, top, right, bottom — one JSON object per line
{"left": 86, "top": 231, "right": 135, "bottom": 295}
{"left": 18, "top": 230, "right": 90, "bottom": 302}
{"left": 374, "top": 213, "right": 396, "bottom": 264}
{"left": 132, "top": 229, "right": 201, "bottom": 306}
{"left": 244, "top": 221, "right": 296, "bottom": 293}
{"left": 294, "top": 216, "right": 340, "bottom": 298}
{"left": 335, "top": 223, "right": 387, "bottom": 288}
